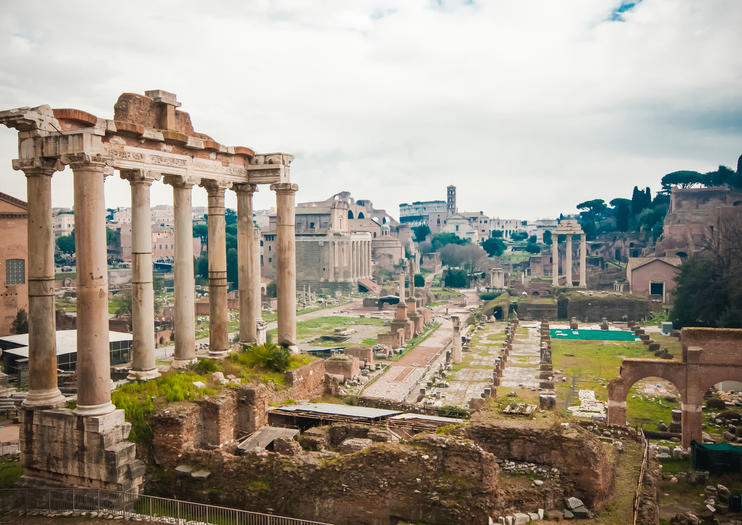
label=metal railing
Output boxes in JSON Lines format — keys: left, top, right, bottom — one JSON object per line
{"left": 0, "top": 487, "right": 332, "bottom": 525}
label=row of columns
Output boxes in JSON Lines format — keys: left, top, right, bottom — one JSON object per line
{"left": 20, "top": 159, "right": 299, "bottom": 416}
{"left": 551, "top": 233, "right": 587, "bottom": 288}
{"left": 326, "top": 238, "right": 372, "bottom": 282}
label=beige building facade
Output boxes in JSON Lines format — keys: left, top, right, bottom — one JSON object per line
{"left": 0, "top": 193, "right": 28, "bottom": 336}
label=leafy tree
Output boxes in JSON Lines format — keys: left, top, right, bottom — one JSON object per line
{"left": 481, "top": 237, "right": 506, "bottom": 257}
{"left": 227, "top": 248, "right": 238, "bottom": 287}
{"left": 610, "top": 198, "right": 632, "bottom": 232}
{"left": 542, "top": 230, "right": 552, "bottom": 245}
{"left": 576, "top": 199, "right": 607, "bottom": 217}
{"left": 444, "top": 269, "right": 468, "bottom": 288}
{"left": 266, "top": 280, "right": 277, "bottom": 298}
{"left": 193, "top": 223, "right": 209, "bottom": 244}
{"left": 661, "top": 171, "right": 704, "bottom": 192}
{"left": 431, "top": 232, "right": 469, "bottom": 251}
{"left": 225, "top": 208, "right": 237, "bottom": 226}
{"left": 491, "top": 230, "right": 503, "bottom": 238}
{"left": 106, "top": 227, "right": 119, "bottom": 247}
{"left": 671, "top": 212, "right": 742, "bottom": 328}
{"left": 510, "top": 231, "right": 528, "bottom": 242}
{"left": 412, "top": 224, "right": 431, "bottom": 243}
{"left": 196, "top": 255, "right": 209, "bottom": 281}
{"left": 56, "top": 233, "right": 75, "bottom": 254}
{"left": 11, "top": 308, "right": 28, "bottom": 334}
{"left": 414, "top": 273, "right": 425, "bottom": 287}
{"left": 525, "top": 242, "right": 540, "bottom": 254}
{"left": 528, "top": 235, "right": 537, "bottom": 244}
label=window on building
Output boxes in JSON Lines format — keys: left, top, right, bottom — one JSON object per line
{"left": 268, "top": 257, "right": 272, "bottom": 263}
{"left": 650, "top": 282, "right": 664, "bottom": 296}
{"left": 310, "top": 222, "right": 315, "bottom": 229}
{"left": 6, "top": 259, "right": 25, "bottom": 285}
{"left": 268, "top": 245, "right": 271, "bottom": 251}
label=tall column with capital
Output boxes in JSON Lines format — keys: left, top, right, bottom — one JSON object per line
{"left": 271, "top": 183, "right": 298, "bottom": 351}
{"left": 72, "top": 159, "right": 114, "bottom": 416}
{"left": 122, "top": 170, "right": 159, "bottom": 380}
{"left": 166, "top": 177, "right": 196, "bottom": 367}
{"left": 235, "top": 183, "right": 258, "bottom": 344}
{"left": 565, "top": 235, "right": 573, "bottom": 287}
{"left": 252, "top": 227, "right": 264, "bottom": 339}
{"left": 551, "top": 233, "right": 559, "bottom": 287}
{"left": 21, "top": 163, "right": 66, "bottom": 408}
{"left": 203, "top": 181, "right": 230, "bottom": 357}
{"left": 579, "top": 233, "right": 587, "bottom": 288}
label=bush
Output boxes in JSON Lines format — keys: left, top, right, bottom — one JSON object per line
{"left": 238, "top": 342, "right": 290, "bottom": 373}
{"left": 444, "top": 269, "right": 468, "bottom": 288}
{"left": 414, "top": 273, "right": 425, "bottom": 287}
{"left": 479, "top": 291, "right": 499, "bottom": 301}
{"left": 438, "top": 405, "right": 469, "bottom": 419}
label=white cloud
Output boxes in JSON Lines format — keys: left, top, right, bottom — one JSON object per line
{"left": 0, "top": 0, "right": 740, "bottom": 220}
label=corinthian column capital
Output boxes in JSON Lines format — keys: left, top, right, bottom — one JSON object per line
{"left": 270, "top": 182, "right": 298, "bottom": 194}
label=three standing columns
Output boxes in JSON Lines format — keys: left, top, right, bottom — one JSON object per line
{"left": 122, "top": 170, "right": 159, "bottom": 380}
{"left": 202, "top": 181, "right": 230, "bottom": 357}
{"left": 71, "top": 159, "right": 115, "bottom": 416}
{"left": 20, "top": 162, "right": 66, "bottom": 409}
{"left": 271, "top": 183, "right": 298, "bottom": 351}
{"left": 235, "top": 183, "right": 259, "bottom": 344}
{"left": 166, "top": 176, "right": 197, "bottom": 367}
{"left": 550, "top": 232, "right": 588, "bottom": 288}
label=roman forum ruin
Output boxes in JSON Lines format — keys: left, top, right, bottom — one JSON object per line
{"left": 0, "top": 90, "right": 297, "bottom": 490}
{"left": 550, "top": 219, "right": 587, "bottom": 287}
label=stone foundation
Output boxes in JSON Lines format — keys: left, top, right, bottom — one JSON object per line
{"left": 19, "top": 408, "right": 144, "bottom": 492}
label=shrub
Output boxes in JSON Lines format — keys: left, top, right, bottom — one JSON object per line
{"left": 479, "top": 291, "right": 499, "bottom": 301}
{"left": 438, "top": 405, "right": 469, "bottom": 419}
{"left": 237, "top": 342, "right": 290, "bottom": 373}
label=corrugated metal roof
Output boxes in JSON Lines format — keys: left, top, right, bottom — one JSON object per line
{"left": 269, "top": 402, "right": 401, "bottom": 420}
{"left": 390, "top": 413, "right": 465, "bottom": 424}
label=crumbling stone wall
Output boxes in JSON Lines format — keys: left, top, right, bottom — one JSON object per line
{"left": 164, "top": 433, "right": 500, "bottom": 525}
{"left": 465, "top": 419, "right": 616, "bottom": 508}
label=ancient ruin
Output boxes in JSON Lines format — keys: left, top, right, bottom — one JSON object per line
{"left": 550, "top": 219, "right": 586, "bottom": 287}
{"left": 0, "top": 90, "right": 298, "bottom": 491}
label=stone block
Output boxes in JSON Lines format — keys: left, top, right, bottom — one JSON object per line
{"left": 84, "top": 409, "right": 126, "bottom": 433}
{"left": 339, "top": 438, "right": 372, "bottom": 453}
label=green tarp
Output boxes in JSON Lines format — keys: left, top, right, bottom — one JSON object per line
{"left": 550, "top": 328, "right": 639, "bottom": 341}
{"left": 691, "top": 440, "right": 742, "bottom": 473}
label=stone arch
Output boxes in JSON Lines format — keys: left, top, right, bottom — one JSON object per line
{"left": 347, "top": 210, "right": 354, "bottom": 219}
{"left": 696, "top": 365, "right": 742, "bottom": 398}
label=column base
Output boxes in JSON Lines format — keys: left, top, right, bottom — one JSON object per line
{"left": 127, "top": 368, "right": 161, "bottom": 381}
{"left": 74, "top": 401, "right": 116, "bottom": 417}
{"left": 170, "top": 357, "right": 197, "bottom": 369}
{"left": 22, "top": 388, "right": 66, "bottom": 410}
{"left": 208, "top": 349, "right": 231, "bottom": 359}
{"left": 284, "top": 344, "right": 300, "bottom": 354}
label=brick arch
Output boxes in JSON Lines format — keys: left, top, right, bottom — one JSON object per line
{"left": 608, "top": 328, "right": 742, "bottom": 448}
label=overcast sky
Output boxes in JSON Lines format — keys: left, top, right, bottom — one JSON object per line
{"left": 1, "top": 0, "right": 740, "bottom": 220}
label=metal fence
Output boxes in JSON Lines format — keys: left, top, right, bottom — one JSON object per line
{"left": 0, "top": 488, "right": 332, "bottom": 525}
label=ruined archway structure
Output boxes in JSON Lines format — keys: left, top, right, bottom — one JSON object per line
{"left": 607, "top": 328, "right": 742, "bottom": 448}
{"left": 0, "top": 90, "right": 298, "bottom": 491}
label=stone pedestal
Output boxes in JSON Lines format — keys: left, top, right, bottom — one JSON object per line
{"left": 451, "top": 316, "right": 462, "bottom": 364}
{"left": 19, "top": 408, "right": 144, "bottom": 492}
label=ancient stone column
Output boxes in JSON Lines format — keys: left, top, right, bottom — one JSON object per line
{"left": 253, "top": 228, "right": 264, "bottom": 342}
{"left": 71, "top": 159, "right": 114, "bottom": 416}
{"left": 271, "top": 182, "right": 298, "bottom": 351}
{"left": 235, "top": 183, "right": 258, "bottom": 344}
{"left": 399, "top": 261, "right": 406, "bottom": 303}
{"left": 203, "top": 181, "right": 230, "bottom": 357}
{"left": 551, "top": 233, "right": 559, "bottom": 287}
{"left": 21, "top": 163, "right": 66, "bottom": 409}
{"left": 565, "top": 234, "right": 573, "bottom": 287}
{"left": 122, "top": 170, "right": 159, "bottom": 380}
{"left": 451, "top": 315, "right": 462, "bottom": 363}
{"left": 166, "top": 176, "right": 196, "bottom": 367}
{"left": 579, "top": 233, "right": 587, "bottom": 288}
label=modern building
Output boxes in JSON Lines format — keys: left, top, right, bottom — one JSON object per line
{"left": 490, "top": 218, "right": 528, "bottom": 239}
{"left": 441, "top": 214, "right": 480, "bottom": 243}
{"left": 0, "top": 192, "right": 28, "bottom": 337}
{"left": 399, "top": 200, "right": 447, "bottom": 225}
{"left": 0, "top": 329, "right": 133, "bottom": 379}
{"left": 52, "top": 210, "right": 75, "bottom": 238}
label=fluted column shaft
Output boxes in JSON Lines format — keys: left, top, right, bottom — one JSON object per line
{"left": 551, "top": 233, "right": 559, "bottom": 286}
{"left": 22, "top": 165, "right": 65, "bottom": 409}
{"left": 271, "top": 183, "right": 298, "bottom": 350}
{"left": 168, "top": 178, "right": 196, "bottom": 366}
{"left": 72, "top": 161, "right": 114, "bottom": 416}
{"left": 235, "top": 184, "right": 258, "bottom": 344}
{"left": 566, "top": 235, "right": 573, "bottom": 287}
{"left": 123, "top": 171, "right": 159, "bottom": 380}
{"left": 579, "top": 234, "right": 587, "bottom": 288}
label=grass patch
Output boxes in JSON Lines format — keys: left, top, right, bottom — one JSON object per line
{"left": 388, "top": 322, "right": 442, "bottom": 362}
{"left": 361, "top": 338, "right": 377, "bottom": 346}
{"left": 0, "top": 460, "right": 22, "bottom": 488}
{"left": 268, "top": 315, "right": 386, "bottom": 341}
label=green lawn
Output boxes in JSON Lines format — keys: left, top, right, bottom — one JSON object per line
{"left": 267, "top": 315, "right": 386, "bottom": 341}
